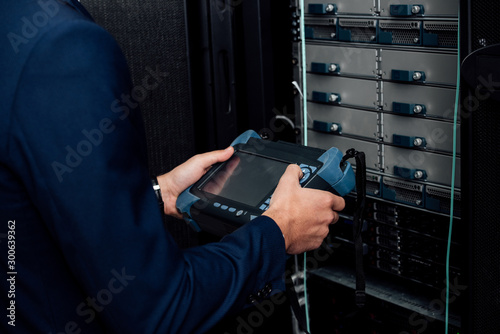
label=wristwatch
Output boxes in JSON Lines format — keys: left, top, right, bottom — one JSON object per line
{"left": 151, "top": 177, "right": 164, "bottom": 211}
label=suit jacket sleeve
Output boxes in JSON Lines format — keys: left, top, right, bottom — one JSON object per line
{"left": 8, "top": 18, "right": 286, "bottom": 333}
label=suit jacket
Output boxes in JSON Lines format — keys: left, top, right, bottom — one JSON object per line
{"left": 0, "top": 0, "right": 286, "bottom": 332}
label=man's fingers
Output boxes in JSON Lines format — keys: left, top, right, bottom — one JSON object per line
{"left": 280, "top": 165, "right": 346, "bottom": 213}
{"left": 331, "top": 211, "right": 340, "bottom": 224}
{"left": 303, "top": 188, "right": 346, "bottom": 212}
{"left": 331, "top": 194, "right": 346, "bottom": 212}
{"left": 281, "top": 164, "right": 303, "bottom": 183}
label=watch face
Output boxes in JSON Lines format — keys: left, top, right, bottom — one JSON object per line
{"left": 199, "top": 151, "right": 290, "bottom": 207}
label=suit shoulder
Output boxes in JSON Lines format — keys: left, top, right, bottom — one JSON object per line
{"left": 0, "top": 1, "right": 124, "bottom": 154}
{"left": 0, "top": 0, "right": 113, "bottom": 63}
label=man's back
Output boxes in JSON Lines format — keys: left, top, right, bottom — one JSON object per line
{"left": 0, "top": 3, "right": 287, "bottom": 332}
{"left": 0, "top": 1, "right": 133, "bottom": 332}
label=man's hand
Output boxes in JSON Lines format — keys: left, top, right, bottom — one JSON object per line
{"left": 156, "top": 147, "right": 234, "bottom": 218}
{"left": 263, "top": 164, "right": 345, "bottom": 254}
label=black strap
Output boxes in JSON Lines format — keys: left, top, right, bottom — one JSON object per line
{"left": 341, "top": 148, "right": 367, "bottom": 308}
{"left": 285, "top": 258, "right": 311, "bottom": 334}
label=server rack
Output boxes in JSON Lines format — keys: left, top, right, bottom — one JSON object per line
{"left": 185, "top": 0, "right": 499, "bottom": 332}
{"left": 293, "top": 0, "right": 465, "bottom": 333}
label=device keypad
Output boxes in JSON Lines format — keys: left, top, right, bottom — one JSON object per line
{"left": 213, "top": 202, "right": 250, "bottom": 219}
{"left": 299, "top": 164, "right": 317, "bottom": 185}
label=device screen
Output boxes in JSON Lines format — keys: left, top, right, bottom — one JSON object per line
{"left": 200, "top": 151, "right": 290, "bottom": 207}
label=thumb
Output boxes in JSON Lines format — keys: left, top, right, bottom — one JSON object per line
{"left": 198, "top": 146, "right": 234, "bottom": 169}
{"left": 280, "top": 164, "right": 304, "bottom": 184}
{"left": 213, "top": 146, "right": 234, "bottom": 163}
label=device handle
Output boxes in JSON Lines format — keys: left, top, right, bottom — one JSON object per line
{"left": 229, "top": 129, "right": 261, "bottom": 146}
{"left": 175, "top": 186, "right": 202, "bottom": 232}
{"left": 317, "top": 147, "right": 355, "bottom": 196}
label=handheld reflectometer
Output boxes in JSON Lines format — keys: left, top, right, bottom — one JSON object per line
{"left": 176, "top": 130, "right": 355, "bottom": 236}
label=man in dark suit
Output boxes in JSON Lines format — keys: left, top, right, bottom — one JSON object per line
{"left": 0, "top": 0, "right": 345, "bottom": 332}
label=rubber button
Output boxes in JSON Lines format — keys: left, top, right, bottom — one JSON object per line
{"left": 300, "top": 172, "right": 311, "bottom": 184}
